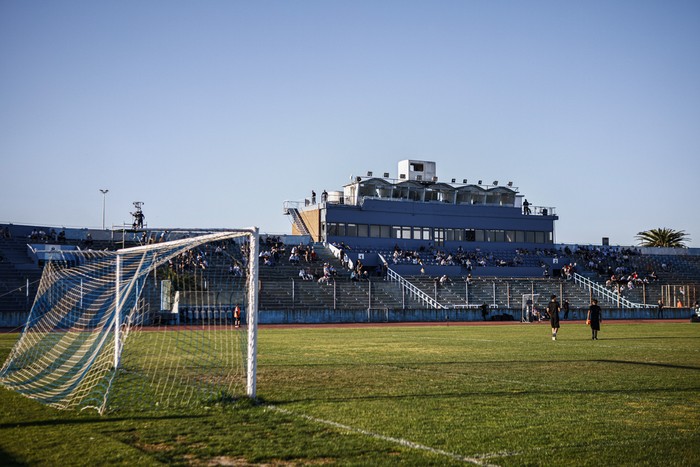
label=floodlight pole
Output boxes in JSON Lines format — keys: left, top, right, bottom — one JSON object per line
{"left": 100, "top": 189, "right": 109, "bottom": 230}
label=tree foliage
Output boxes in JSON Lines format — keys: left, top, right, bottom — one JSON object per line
{"left": 635, "top": 228, "right": 689, "bottom": 248}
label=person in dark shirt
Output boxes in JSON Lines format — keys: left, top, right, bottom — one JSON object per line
{"left": 587, "top": 299, "right": 602, "bottom": 340}
{"left": 548, "top": 295, "right": 561, "bottom": 341}
{"left": 481, "top": 303, "right": 489, "bottom": 321}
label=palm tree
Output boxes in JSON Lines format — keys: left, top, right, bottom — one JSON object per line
{"left": 635, "top": 228, "right": 689, "bottom": 248}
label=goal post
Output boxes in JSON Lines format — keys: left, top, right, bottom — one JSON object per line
{"left": 521, "top": 293, "right": 541, "bottom": 323}
{"left": 246, "top": 227, "right": 259, "bottom": 399}
{"left": 0, "top": 228, "right": 260, "bottom": 413}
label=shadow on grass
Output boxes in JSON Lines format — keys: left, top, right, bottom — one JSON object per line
{"left": 0, "top": 448, "right": 23, "bottom": 467}
{"left": 0, "top": 414, "right": 205, "bottom": 430}
{"left": 267, "top": 358, "right": 700, "bottom": 371}
{"left": 599, "top": 335, "right": 700, "bottom": 340}
{"left": 270, "top": 384, "right": 700, "bottom": 405}
{"left": 593, "top": 359, "right": 700, "bottom": 371}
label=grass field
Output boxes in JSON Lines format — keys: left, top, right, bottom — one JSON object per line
{"left": 1, "top": 321, "right": 699, "bottom": 466}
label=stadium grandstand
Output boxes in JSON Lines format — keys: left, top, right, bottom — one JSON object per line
{"left": 1, "top": 159, "right": 699, "bottom": 326}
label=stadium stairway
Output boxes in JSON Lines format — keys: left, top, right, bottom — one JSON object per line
{"left": 256, "top": 243, "right": 428, "bottom": 310}
{"left": 0, "top": 237, "right": 42, "bottom": 314}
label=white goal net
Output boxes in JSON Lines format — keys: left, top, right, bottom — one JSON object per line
{"left": 521, "top": 293, "right": 542, "bottom": 323}
{"left": 0, "top": 228, "right": 259, "bottom": 414}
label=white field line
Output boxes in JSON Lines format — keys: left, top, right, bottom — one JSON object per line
{"left": 265, "top": 404, "right": 509, "bottom": 466}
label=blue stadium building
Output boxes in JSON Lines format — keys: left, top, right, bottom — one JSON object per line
{"left": 286, "top": 159, "right": 558, "bottom": 251}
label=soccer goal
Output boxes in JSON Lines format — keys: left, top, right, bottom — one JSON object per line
{"left": 0, "top": 228, "right": 259, "bottom": 414}
{"left": 521, "top": 293, "right": 541, "bottom": 323}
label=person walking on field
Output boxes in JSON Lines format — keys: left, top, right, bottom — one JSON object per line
{"left": 587, "top": 298, "right": 602, "bottom": 340}
{"left": 234, "top": 305, "right": 241, "bottom": 328}
{"left": 548, "top": 294, "right": 561, "bottom": 341}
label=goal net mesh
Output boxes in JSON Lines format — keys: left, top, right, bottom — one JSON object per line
{"left": 0, "top": 229, "right": 258, "bottom": 414}
{"left": 521, "top": 293, "right": 542, "bottom": 322}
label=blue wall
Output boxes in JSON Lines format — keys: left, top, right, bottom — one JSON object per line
{"left": 2, "top": 307, "right": 694, "bottom": 328}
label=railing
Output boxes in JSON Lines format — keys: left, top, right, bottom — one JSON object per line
{"left": 527, "top": 205, "right": 557, "bottom": 217}
{"left": 283, "top": 207, "right": 311, "bottom": 236}
{"left": 572, "top": 272, "right": 653, "bottom": 308}
{"left": 386, "top": 268, "right": 445, "bottom": 309}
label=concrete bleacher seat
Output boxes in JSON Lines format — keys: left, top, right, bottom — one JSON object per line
{"left": 3, "top": 221, "right": 698, "bottom": 317}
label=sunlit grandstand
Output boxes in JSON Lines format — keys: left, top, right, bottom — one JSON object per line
{"left": 1, "top": 159, "right": 699, "bottom": 327}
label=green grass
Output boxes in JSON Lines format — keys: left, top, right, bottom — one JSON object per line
{"left": 1, "top": 322, "right": 699, "bottom": 465}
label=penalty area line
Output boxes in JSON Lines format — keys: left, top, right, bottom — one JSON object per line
{"left": 265, "top": 404, "right": 506, "bottom": 466}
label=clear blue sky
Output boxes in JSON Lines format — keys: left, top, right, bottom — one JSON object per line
{"left": 2, "top": 1, "right": 699, "bottom": 247}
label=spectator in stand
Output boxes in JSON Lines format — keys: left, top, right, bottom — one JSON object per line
{"left": 299, "top": 268, "right": 313, "bottom": 281}
{"left": 355, "top": 259, "right": 364, "bottom": 276}
{"left": 230, "top": 264, "right": 243, "bottom": 277}
{"left": 289, "top": 250, "right": 300, "bottom": 264}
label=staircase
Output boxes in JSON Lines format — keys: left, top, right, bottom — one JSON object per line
{"left": 283, "top": 202, "right": 311, "bottom": 236}
{"left": 0, "top": 238, "right": 42, "bottom": 314}
{"left": 572, "top": 272, "right": 653, "bottom": 308}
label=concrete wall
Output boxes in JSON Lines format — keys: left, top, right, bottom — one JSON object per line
{"left": 0, "top": 311, "right": 30, "bottom": 328}
{"left": 1, "top": 307, "right": 693, "bottom": 328}
{"left": 257, "top": 307, "right": 693, "bottom": 324}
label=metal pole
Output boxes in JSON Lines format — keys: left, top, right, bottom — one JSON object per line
{"left": 368, "top": 280, "right": 372, "bottom": 311}
{"left": 402, "top": 282, "right": 405, "bottom": 310}
{"left": 100, "top": 189, "right": 109, "bottom": 230}
{"left": 507, "top": 282, "right": 510, "bottom": 308}
{"left": 492, "top": 281, "right": 496, "bottom": 307}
